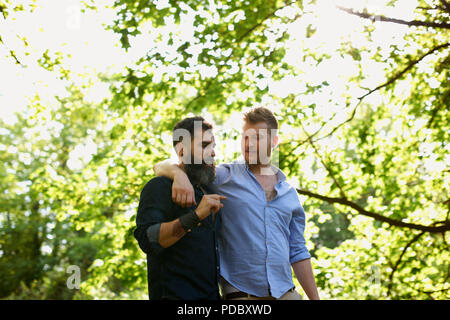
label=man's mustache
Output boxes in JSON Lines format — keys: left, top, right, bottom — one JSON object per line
{"left": 187, "top": 155, "right": 215, "bottom": 166}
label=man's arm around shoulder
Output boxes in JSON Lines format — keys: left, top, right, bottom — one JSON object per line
{"left": 153, "top": 160, "right": 196, "bottom": 207}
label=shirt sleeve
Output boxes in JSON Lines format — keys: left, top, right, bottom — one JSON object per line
{"left": 211, "top": 163, "right": 232, "bottom": 186}
{"left": 289, "top": 198, "right": 311, "bottom": 264}
{"left": 134, "top": 177, "right": 173, "bottom": 255}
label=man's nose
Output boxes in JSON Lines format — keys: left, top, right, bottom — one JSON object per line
{"left": 248, "top": 137, "right": 258, "bottom": 149}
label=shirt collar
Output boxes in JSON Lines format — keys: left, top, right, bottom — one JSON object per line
{"left": 243, "top": 161, "right": 287, "bottom": 184}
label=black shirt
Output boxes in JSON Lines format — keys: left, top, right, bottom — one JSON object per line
{"left": 134, "top": 176, "right": 220, "bottom": 300}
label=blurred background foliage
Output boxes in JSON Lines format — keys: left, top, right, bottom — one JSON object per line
{"left": 0, "top": 0, "right": 448, "bottom": 299}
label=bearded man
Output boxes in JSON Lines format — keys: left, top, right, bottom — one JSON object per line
{"left": 134, "top": 116, "right": 226, "bottom": 300}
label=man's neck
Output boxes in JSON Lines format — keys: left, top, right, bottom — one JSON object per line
{"left": 248, "top": 163, "right": 276, "bottom": 176}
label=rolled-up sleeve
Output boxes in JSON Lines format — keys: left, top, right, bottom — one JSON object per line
{"left": 289, "top": 201, "right": 311, "bottom": 264}
{"left": 134, "top": 177, "right": 173, "bottom": 256}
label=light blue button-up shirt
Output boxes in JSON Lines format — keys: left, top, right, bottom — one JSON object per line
{"left": 210, "top": 160, "right": 311, "bottom": 298}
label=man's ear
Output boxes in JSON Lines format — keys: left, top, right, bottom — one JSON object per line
{"left": 175, "top": 142, "right": 184, "bottom": 159}
{"left": 272, "top": 135, "right": 279, "bottom": 149}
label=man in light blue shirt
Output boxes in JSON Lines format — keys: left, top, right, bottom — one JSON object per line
{"left": 155, "top": 107, "right": 319, "bottom": 300}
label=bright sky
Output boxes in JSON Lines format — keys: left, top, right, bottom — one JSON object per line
{"left": 0, "top": 0, "right": 419, "bottom": 174}
{"left": 0, "top": 0, "right": 417, "bottom": 116}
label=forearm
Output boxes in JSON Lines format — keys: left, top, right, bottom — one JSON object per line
{"left": 158, "top": 210, "right": 203, "bottom": 248}
{"left": 158, "top": 219, "right": 187, "bottom": 248}
{"left": 153, "top": 160, "right": 183, "bottom": 180}
{"left": 292, "top": 258, "right": 320, "bottom": 300}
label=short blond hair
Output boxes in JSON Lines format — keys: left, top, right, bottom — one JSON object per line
{"left": 243, "top": 107, "right": 278, "bottom": 130}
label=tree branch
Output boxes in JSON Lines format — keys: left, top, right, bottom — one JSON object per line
{"left": 293, "top": 34, "right": 449, "bottom": 144}
{"left": 296, "top": 188, "right": 450, "bottom": 234}
{"left": 184, "top": 0, "right": 301, "bottom": 110}
{"left": 235, "top": 0, "right": 300, "bottom": 43}
{"left": 299, "top": 122, "right": 347, "bottom": 198}
{"left": 440, "top": 0, "right": 450, "bottom": 13}
{"left": 426, "top": 89, "right": 449, "bottom": 128}
{"left": 0, "top": 34, "right": 25, "bottom": 67}
{"left": 358, "top": 42, "right": 450, "bottom": 100}
{"left": 416, "top": 6, "right": 447, "bottom": 11}
{"left": 337, "top": 6, "right": 450, "bottom": 29}
{"left": 0, "top": 4, "right": 6, "bottom": 19}
{"left": 278, "top": 95, "right": 333, "bottom": 166}
{"left": 312, "top": 99, "right": 363, "bottom": 144}
{"left": 387, "top": 231, "right": 425, "bottom": 297}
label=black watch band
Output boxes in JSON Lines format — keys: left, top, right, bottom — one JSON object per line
{"left": 179, "top": 210, "right": 201, "bottom": 232}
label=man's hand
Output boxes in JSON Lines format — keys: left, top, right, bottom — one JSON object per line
{"left": 172, "top": 171, "right": 196, "bottom": 207}
{"left": 154, "top": 161, "right": 195, "bottom": 207}
{"left": 195, "top": 194, "right": 227, "bottom": 220}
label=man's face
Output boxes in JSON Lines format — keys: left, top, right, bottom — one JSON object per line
{"left": 181, "top": 127, "right": 216, "bottom": 185}
{"left": 190, "top": 128, "right": 216, "bottom": 166}
{"left": 241, "top": 121, "right": 277, "bottom": 166}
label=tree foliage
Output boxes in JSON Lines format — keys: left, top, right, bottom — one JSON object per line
{"left": 0, "top": 0, "right": 449, "bottom": 299}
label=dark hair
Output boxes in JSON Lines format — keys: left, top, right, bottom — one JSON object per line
{"left": 243, "top": 107, "right": 278, "bottom": 130}
{"left": 172, "top": 116, "right": 213, "bottom": 148}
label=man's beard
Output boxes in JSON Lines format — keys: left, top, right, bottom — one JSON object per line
{"left": 183, "top": 162, "right": 216, "bottom": 186}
